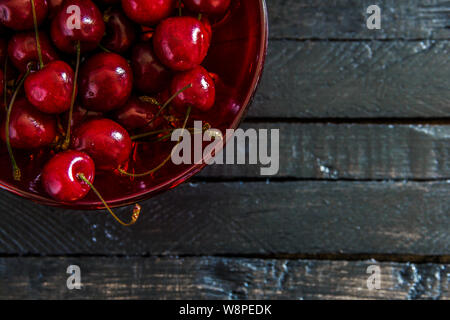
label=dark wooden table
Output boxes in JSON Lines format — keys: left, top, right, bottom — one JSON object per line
{"left": 0, "top": 0, "right": 449, "bottom": 300}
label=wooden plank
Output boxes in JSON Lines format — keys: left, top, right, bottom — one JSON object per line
{"left": 268, "top": 0, "right": 450, "bottom": 40}
{"left": 199, "top": 123, "right": 450, "bottom": 179}
{"left": 249, "top": 40, "right": 450, "bottom": 118}
{"left": 0, "top": 257, "right": 448, "bottom": 299}
{"left": 0, "top": 180, "right": 448, "bottom": 256}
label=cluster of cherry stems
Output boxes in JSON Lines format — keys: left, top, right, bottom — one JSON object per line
{"left": 0, "top": 0, "right": 231, "bottom": 225}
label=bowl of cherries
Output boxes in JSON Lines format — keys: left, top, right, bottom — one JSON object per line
{"left": 0, "top": 0, "right": 268, "bottom": 225}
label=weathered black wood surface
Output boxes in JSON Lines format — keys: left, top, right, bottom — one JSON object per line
{"left": 0, "top": 257, "right": 448, "bottom": 300}
{"left": 1, "top": 0, "right": 449, "bottom": 299}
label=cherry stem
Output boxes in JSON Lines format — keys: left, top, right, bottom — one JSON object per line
{"left": 62, "top": 41, "right": 81, "bottom": 151}
{"left": 178, "top": 0, "right": 183, "bottom": 16}
{"left": 144, "top": 83, "right": 192, "bottom": 128}
{"left": 3, "top": 57, "right": 7, "bottom": 110}
{"left": 5, "top": 68, "right": 31, "bottom": 181}
{"left": 119, "top": 106, "right": 191, "bottom": 178}
{"left": 198, "top": 13, "right": 202, "bottom": 21}
{"left": 30, "top": 0, "right": 44, "bottom": 69}
{"left": 98, "top": 43, "right": 112, "bottom": 53}
{"left": 131, "top": 122, "right": 210, "bottom": 141}
{"left": 77, "top": 173, "right": 141, "bottom": 226}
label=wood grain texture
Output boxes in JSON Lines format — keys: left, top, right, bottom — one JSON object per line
{"left": 0, "top": 180, "right": 448, "bottom": 256}
{"left": 268, "top": 0, "right": 450, "bottom": 40}
{"left": 249, "top": 40, "right": 450, "bottom": 118}
{"left": 199, "top": 123, "right": 450, "bottom": 179}
{"left": 0, "top": 257, "right": 448, "bottom": 299}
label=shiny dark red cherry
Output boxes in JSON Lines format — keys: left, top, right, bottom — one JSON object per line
{"left": 71, "top": 118, "right": 132, "bottom": 171}
{"left": 184, "top": 0, "right": 231, "bottom": 16}
{"left": 171, "top": 65, "right": 215, "bottom": 112}
{"left": 153, "top": 16, "right": 210, "bottom": 71}
{"left": 51, "top": 0, "right": 105, "bottom": 54}
{"left": 24, "top": 60, "right": 75, "bottom": 114}
{"left": 131, "top": 42, "right": 172, "bottom": 94}
{"left": 79, "top": 52, "right": 133, "bottom": 112}
{"left": 114, "top": 95, "right": 165, "bottom": 131}
{"left": 0, "top": 97, "right": 57, "bottom": 149}
{"left": 8, "top": 31, "right": 59, "bottom": 72}
{"left": 0, "top": 0, "right": 48, "bottom": 31}
{"left": 41, "top": 150, "right": 95, "bottom": 202}
{"left": 102, "top": 8, "right": 137, "bottom": 53}
{"left": 122, "top": 0, "right": 175, "bottom": 26}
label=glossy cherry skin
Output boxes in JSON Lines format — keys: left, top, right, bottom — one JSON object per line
{"left": 131, "top": 42, "right": 172, "bottom": 94}
{"left": 0, "top": 0, "right": 48, "bottom": 31}
{"left": 102, "top": 8, "right": 136, "bottom": 53}
{"left": 184, "top": 0, "right": 231, "bottom": 16}
{"left": 71, "top": 118, "right": 132, "bottom": 171}
{"left": 51, "top": 0, "right": 105, "bottom": 54}
{"left": 171, "top": 65, "right": 215, "bottom": 112}
{"left": 24, "top": 60, "right": 75, "bottom": 114}
{"left": 114, "top": 95, "right": 165, "bottom": 131}
{"left": 41, "top": 150, "right": 95, "bottom": 202}
{"left": 0, "top": 97, "right": 57, "bottom": 149}
{"left": 153, "top": 16, "right": 210, "bottom": 71}
{"left": 79, "top": 52, "right": 133, "bottom": 112}
{"left": 62, "top": 104, "right": 103, "bottom": 131}
{"left": 8, "top": 32, "right": 59, "bottom": 72}
{"left": 122, "top": 0, "right": 176, "bottom": 26}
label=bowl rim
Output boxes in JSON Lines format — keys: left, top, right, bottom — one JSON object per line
{"left": 0, "top": 0, "right": 269, "bottom": 209}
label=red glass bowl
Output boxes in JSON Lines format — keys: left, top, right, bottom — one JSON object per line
{"left": 0, "top": 0, "right": 268, "bottom": 209}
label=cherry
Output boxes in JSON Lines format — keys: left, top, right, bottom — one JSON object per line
{"left": 63, "top": 104, "right": 103, "bottom": 130}
{"left": 122, "top": 0, "right": 176, "bottom": 26}
{"left": 98, "top": 0, "right": 121, "bottom": 4}
{"left": 71, "top": 118, "right": 132, "bottom": 171}
{"left": 7, "top": 31, "right": 58, "bottom": 72}
{"left": 79, "top": 52, "right": 133, "bottom": 112}
{"left": 42, "top": 149, "right": 140, "bottom": 226}
{"left": 0, "top": 0, "right": 48, "bottom": 31}
{"left": 42, "top": 150, "right": 95, "bottom": 202}
{"left": 131, "top": 42, "right": 172, "bottom": 94}
{"left": 114, "top": 95, "right": 165, "bottom": 131}
{"left": 183, "top": 0, "right": 231, "bottom": 16}
{"left": 51, "top": 0, "right": 105, "bottom": 54}
{"left": 1, "top": 97, "right": 57, "bottom": 149}
{"left": 170, "top": 65, "right": 215, "bottom": 112}
{"left": 153, "top": 16, "right": 210, "bottom": 71}
{"left": 102, "top": 8, "right": 137, "bottom": 53}
{"left": 24, "top": 60, "right": 75, "bottom": 114}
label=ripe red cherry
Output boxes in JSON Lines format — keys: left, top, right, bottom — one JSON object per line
{"left": 51, "top": 0, "right": 105, "bottom": 54}
{"left": 131, "top": 42, "right": 172, "bottom": 94}
{"left": 8, "top": 31, "right": 59, "bottom": 72}
{"left": 184, "top": 0, "right": 231, "bottom": 16}
{"left": 24, "top": 60, "right": 75, "bottom": 114}
{"left": 63, "top": 104, "right": 103, "bottom": 130}
{"left": 0, "top": 0, "right": 48, "bottom": 31}
{"left": 79, "top": 52, "right": 133, "bottom": 112}
{"left": 102, "top": 8, "right": 137, "bottom": 53}
{"left": 0, "top": 97, "right": 57, "bottom": 149}
{"left": 170, "top": 65, "right": 215, "bottom": 112}
{"left": 122, "top": 0, "right": 175, "bottom": 26}
{"left": 71, "top": 118, "right": 132, "bottom": 171}
{"left": 42, "top": 150, "right": 95, "bottom": 202}
{"left": 153, "top": 16, "right": 210, "bottom": 71}
{"left": 114, "top": 96, "right": 165, "bottom": 131}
